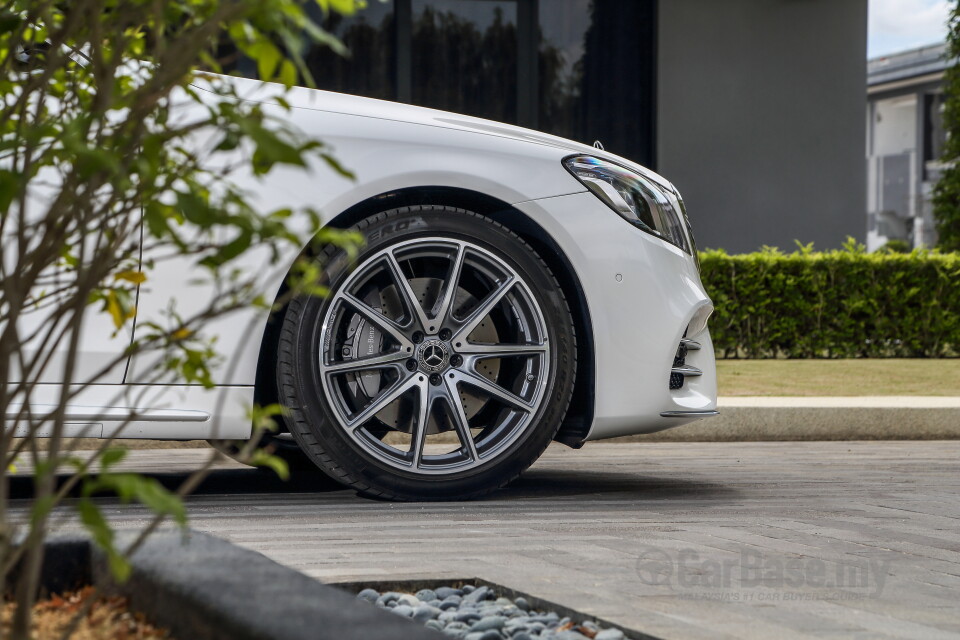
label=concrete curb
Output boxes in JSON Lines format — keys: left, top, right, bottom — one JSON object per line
{"left": 611, "top": 396, "right": 960, "bottom": 442}
{"left": 36, "top": 531, "right": 439, "bottom": 640}
{"left": 371, "top": 397, "right": 960, "bottom": 444}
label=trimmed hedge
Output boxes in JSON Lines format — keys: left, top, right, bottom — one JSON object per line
{"left": 700, "top": 242, "right": 960, "bottom": 358}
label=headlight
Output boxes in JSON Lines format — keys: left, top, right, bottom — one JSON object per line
{"left": 675, "top": 191, "right": 701, "bottom": 272}
{"left": 563, "top": 155, "right": 690, "bottom": 253}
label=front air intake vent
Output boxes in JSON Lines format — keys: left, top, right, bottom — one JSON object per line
{"left": 669, "top": 371, "right": 685, "bottom": 390}
{"left": 668, "top": 338, "right": 702, "bottom": 390}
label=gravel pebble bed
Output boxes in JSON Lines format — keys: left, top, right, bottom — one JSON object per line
{"left": 356, "top": 585, "right": 628, "bottom": 640}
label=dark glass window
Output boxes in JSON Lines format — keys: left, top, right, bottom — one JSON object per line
{"left": 410, "top": 1, "right": 518, "bottom": 123}
{"left": 539, "top": 0, "right": 656, "bottom": 166}
{"left": 924, "top": 92, "right": 945, "bottom": 179}
{"left": 537, "top": 0, "right": 591, "bottom": 138}
{"left": 304, "top": 2, "right": 396, "bottom": 100}
{"left": 223, "top": 0, "right": 657, "bottom": 167}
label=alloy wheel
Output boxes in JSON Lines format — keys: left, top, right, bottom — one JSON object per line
{"left": 317, "top": 237, "right": 551, "bottom": 474}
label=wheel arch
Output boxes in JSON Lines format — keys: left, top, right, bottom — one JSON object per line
{"left": 255, "top": 186, "right": 595, "bottom": 447}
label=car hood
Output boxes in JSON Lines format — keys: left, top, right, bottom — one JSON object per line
{"left": 203, "top": 75, "right": 676, "bottom": 193}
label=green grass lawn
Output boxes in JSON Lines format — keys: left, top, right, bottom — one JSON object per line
{"left": 717, "top": 359, "right": 960, "bottom": 396}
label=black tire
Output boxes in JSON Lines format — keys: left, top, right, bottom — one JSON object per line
{"left": 276, "top": 206, "right": 576, "bottom": 500}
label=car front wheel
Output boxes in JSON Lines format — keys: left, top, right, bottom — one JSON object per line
{"left": 276, "top": 206, "right": 576, "bottom": 500}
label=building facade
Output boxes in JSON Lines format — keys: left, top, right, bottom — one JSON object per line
{"left": 236, "top": 0, "right": 867, "bottom": 253}
{"left": 866, "top": 43, "right": 948, "bottom": 251}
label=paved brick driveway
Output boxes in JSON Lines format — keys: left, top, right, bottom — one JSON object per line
{"left": 18, "top": 441, "right": 960, "bottom": 639}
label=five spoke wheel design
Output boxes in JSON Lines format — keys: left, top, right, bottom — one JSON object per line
{"left": 317, "top": 237, "right": 550, "bottom": 474}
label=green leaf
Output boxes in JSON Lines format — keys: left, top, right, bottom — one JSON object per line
{"left": 101, "top": 448, "right": 128, "bottom": 470}
{"left": 278, "top": 59, "right": 298, "bottom": 87}
{"left": 78, "top": 499, "right": 131, "bottom": 583}
{"left": 249, "top": 449, "right": 290, "bottom": 481}
{"left": 88, "top": 473, "right": 188, "bottom": 527}
{"left": 320, "top": 152, "right": 355, "bottom": 180}
{"left": 254, "top": 40, "right": 283, "bottom": 82}
{"left": 0, "top": 10, "right": 23, "bottom": 35}
{"left": 114, "top": 270, "right": 147, "bottom": 285}
{"left": 30, "top": 496, "right": 56, "bottom": 527}
{"left": 0, "top": 169, "right": 17, "bottom": 214}
{"left": 177, "top": 190, "right": 217, "bottom": 227}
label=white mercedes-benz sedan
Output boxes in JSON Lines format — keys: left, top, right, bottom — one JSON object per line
{"left": 22, "top": 75, "right": 717, "bottom": 500}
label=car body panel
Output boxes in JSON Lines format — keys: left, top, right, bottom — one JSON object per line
{"left": 14, "top": 77, "right": 717, "bottom": 444}
{"left": 4, "top": 383, "right": 253, "bottom": 441}
{"left": 513, "top": 193, "right": 716, "bottom": 440}
{"left": 6, "top": 169, "right": 135, "bottom": 385}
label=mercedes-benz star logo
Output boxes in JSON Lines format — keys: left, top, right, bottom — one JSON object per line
{"left": 423, "top": 345, "right": 444, "bottom": 366}
{"left": 417, "top": 339, "right": 450, "bottom": 373}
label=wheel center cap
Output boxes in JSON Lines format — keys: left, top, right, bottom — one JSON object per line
{"left": 417, "top": 339, "right": 450, "bottom": 373}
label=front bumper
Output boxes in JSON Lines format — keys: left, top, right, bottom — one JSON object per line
{"left": 514, "top": 191, "right": 718, "bottom": 441}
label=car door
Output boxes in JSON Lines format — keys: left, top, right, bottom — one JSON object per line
{"left": 4, "top": 48, "right": 136, "bottom": 388}
{"left": 7, "top": 204, "right": 139, "bottom": 387}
